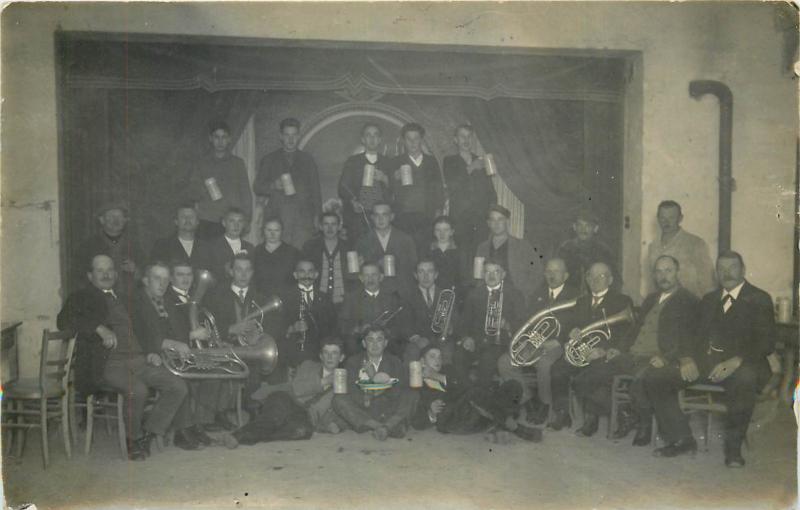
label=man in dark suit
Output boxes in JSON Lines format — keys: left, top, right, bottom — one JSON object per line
{"left": 339, "top": 262, "right": 405, "bottom": 356}
{"left": 356, "top": 202, "right": 418, "bottom": 297}
{"left": 205, "top": 207, "right": 255, "bottom": 283}
{"left": 503, "top": 257, "right": 579, "bottom": 424}
{"left": 278, "top": 259, "right": 337, "bottom": 371}
{"left": 149, "top": 204, "right": 211, "bottom": 271}
{"left": 401, "top": 259, "right": 459, "bottom": 366}
{"left": 646, "top": 251, "right": 775, "bottom": 467}
{"left": 337, "top": 123, "right": 392, "bottom": 243}
{"left": 204, "top": 253, "right": 283, "bottom": 400}
{"left": 547, "top": 262, "right": 634, "bottom": 434}
{"left": 332, "top": 326, "right": 418, "bottom": 440}
{"left": 57, "top": 255, "right": 188, "bottom": 461}
{"left": 599, "top": 255, "right": 700, "bottom": 444}
{"left": 454, "top": 259, "right": 526, "bottom": 386}
{"left": 302, "top": 211, "right": 358, "bottom": 308}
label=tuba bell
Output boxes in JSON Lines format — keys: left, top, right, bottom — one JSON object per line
{"left": 564, "top": 306, "right": 636, "bottom": 367}
{"left": 430, "top": 287, "right": 456, "bottom": 343}
{"left": 508, "top": 298, "right": 578, "bottom": 367}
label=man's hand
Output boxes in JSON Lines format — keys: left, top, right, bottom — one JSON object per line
{"left": 542, "top": 339, "right": 560, "bottom": 351}
{"left": 374, "top": 168, "right": 389, "bottom": 185}
{"left": 351, "top": 199, "right": 365, "bottom": 213}
{"left": 709, "top": 356, "right": 742, "bottom": 383}
{"left": 273, "top": 177, "right": 284, "bottom": 190}
{"left": 587, "top": 347, "right": 605, "bottom": 362}
{"left": 162, "top": 339, "right": 190, "bottom": 356}
{"left": 679, "top": 357, "right": 700, "bottom": 382}
{"left": 146, "top": 353, "right": 163, "bottom": 367}
{"left": 189, "top": 327, "right": 210, "bottom": 342}
{"left": 461, "top": 337, "right": 476, "bottom": 352}
{"left": 649, "top": 355, "right": 666, "bottom": 368}
{"left": 95, "top": 326, "right": 117, "bottom": 349}
{"left": 605, "top": 348, "right": 621, "bottom": 361}
{"left": 430, "top": 399, "right": 445, "bottom": 416}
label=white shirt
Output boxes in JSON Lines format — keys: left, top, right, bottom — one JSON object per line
{"left": 658, "top": 290, "right": 676, "bottom": 304}
{"left": 722, "top": 281, "right": 745, "bottom": 301}
{"left": 172, "top": 286, "right": 190, "bottom": 304}
{"left": 178, "top": 238, "right": 194, "bottom": 257}
{"left": 225, "top": 236, "right": 243, "bottom": 254}
{"left": 365, "top": 152, "right": 378, "bottom": 164}
{"left": 549, "top": 284, "right": 565, "bottom": 301}
{"left": 231, "top": 285, "right": 249, "bottom": 299}
{"left": 487, "top": 284, "right": 502, "bottom": 292}
{"left": 409, "top": 154, "right": 423, "bottom": 167}
{"left": 376, "top": 229, "right": 392, "bottom": 252}
{"left": 365, "top": 289, "right": 380, "bottom": 298}
{"left": 299, "top": 285, "right": 314, "bottom": 304}
{"left": 591, "top": 289, "right": 609, "bottom": 306}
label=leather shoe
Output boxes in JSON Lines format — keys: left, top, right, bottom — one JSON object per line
{"left": 653, "top": 437, "right": 697, "bottom": 458}
{"left": 136, "top": 432, "right": 156, "bottom": 457}
{"left": 126, "top": 438, "right": 147, "bottom": 461}
{"left": 189, "top": 425, "right": 213, "bottom": 446}
{"left": 725, "top": 442, "right": 745, "bottom": 468}
{"left": 530, "top": 403, "right": 550, "bottom": 426}
{"left": 174, "top": 429, "right": 203, "bottom": 451}
{"left": 632, "top": 422, "right": 652, "bottom": 447}
{"left": 576, "top": 414, "right": 599, "bottom": 437}
{"left": 611, "top": 408, "right": 638, "bottom": 440}
{"left": 212, "top": 412, "right": 238, "bottom": 432}
{"left": 547, "top": 409, "right": 572, "bottom": 431}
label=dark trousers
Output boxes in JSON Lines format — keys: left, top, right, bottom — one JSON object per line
{"left": 232, "top": 391, "right": 313, "bottom": 445}
{"left": 550, "top": 357, "right": 581, "bottom": 414}
{"left": 453, "top": 342, "right": 506, "bottom": 385}
{"left": 102, "top": 356, "right": 189, "bottom": 439}
{"left": 437, "top": 380, "right": 524, "bottom": 434}
{"left": 572, "top": 354, "right": 639, "bottom": 417}
{"left": 189, "top": 379, "right": 232, "bottom": 424}
{"left": 332, "top": 388, "right": 418, "bottom": 432}
{"left": 645, "top": 360, "right": 769, "bottom": 447}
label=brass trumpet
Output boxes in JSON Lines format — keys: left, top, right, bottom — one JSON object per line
{"left": 509, "top": 298, "right": 578, "bottom": 367}
{"left": 484, "top": 281, "right": 504, "bottom": 344}
{"left": 564, "top": 306, "right": 636, "bottom": 367}
{"left": 430, "top": 287, "right": 456, "bottom": 343}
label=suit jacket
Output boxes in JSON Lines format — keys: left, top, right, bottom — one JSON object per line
{"left": 301, "top": 236, "right": 359, "bottom": 294}
{"left": 441, "top": 153, "right": 497, "bottom": 227}
{"left": 130, "top": 288, "right": 190, "bottom": 354}
{"left": 338, "top": 152, "right": 392, "bottom": 222}
{"left": 205, "top": 236, "right": 255, "bottom": 283}
{"left": 355, "top": 227, "right": 417, "bottom": 296}
{"left": 277, "top": 286, "right": 338, "bottom": 366}
{"left": 204, "top": 285, "right": 281, "bottom": 344}
{"left": 149, "top": 235, "right": 212, "bottom": 271}
{"left": 291, "top": 360, "right": 334, "bottom": 404}
{"left": 456, "top": 283, "right": 526, "bottom": 347}
{"left": 563, "top": 290, "right": 634, "bottom": 351}
{"left": 628, "top": 287, "right": 699, "bottom": 362}
{"left": 340, "top": 286, "right": 405, "bottom": 354}
{"left": 476, "top": 236, "right": 543, "bottom": 304}
{"left": 401, "top": 285, "right": 459, "bottom": 341}
{"left": 693, "top": 281, "right": 775, "bottom": 365}
{"left": 252, "top": 242, "right": 301, "bottom": 297}
{"left": 410, "top": 367, "right": 463, "bottom": 431}
{"left": 387, "top": 153, "right": 444, "bottom": 217}
{"left": 525, "top": 282, "right": 580, "bottom": 343}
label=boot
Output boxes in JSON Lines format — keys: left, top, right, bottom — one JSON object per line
{"left": 611, "top": 407, "right": 638, "bottom": 440}
{"left": 632, "top": 419, "right": 652, "bottom": 446}
{"left": 575, "top": 413, "right": 599, "bottom": 437}
{"left": 547, "top": 409, "right": 572, "bottom": 431}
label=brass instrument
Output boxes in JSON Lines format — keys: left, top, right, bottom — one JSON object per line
{"left": 161, "top": 270, "right": 281, "bottom": 379}
{"left": 430, "top": 287, "right": 456, "bottom": 343}
{"left": 289, "top": 290, "right": 310, "bottom": 352}
{"left": 484, "top": 281, "right": 504, "bottom": 345}
{"left": 233, "top": 296, "right": 283, "bottom": 346}
{"left": 372, "top": 306, "right": 403, "bottom": 328}
{"left": 564, "top": 306, "right": 636, "bottom": 367}
{"left": 509, "top": 298, "right": 578, "bottom": 367}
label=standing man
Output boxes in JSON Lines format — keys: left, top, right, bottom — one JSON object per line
{"left": 646, "top": 251, "right": 775, "bottom": 467}
{"left": 58, "top": 255, "right": 189, "bottom": 460}
{"left": 356, "top": 202, "right": 417, "bottom": 297}
{"left": 189, "top": 121, "right": 253, "bottom": 240}
{"left": 302, "top": 212, "right": 357, "bottom": 308}
{"left": 556, "top": 209, "right": 617, "bottom": 294}
{"left": 150, "top": 203, "right": 211, "bottom": 272}
{"left": 206, "top": 207, "right": 254, "bottom": 283}
{"left": 332, "top": 326, "right": 418, "bottom": 441}
{"left": 388, "top": 123, "right": 444, "bottom": 252}
{"left": 646, "top": 200, "right": 715, "bottom": 298}
{"left": 254, "top": 118, "right": 322, "bottom": 249}
{"left": 442, "top": 124, "right": 497, "bottom": 258}
{"left": 74, "top": 201, "right": 144, "bottom": 295}
{"left": 475, "top": 205, "right": 543, "bottom": 304}
{"left": 338, "top": 123, "right": 391, "bottom": 243}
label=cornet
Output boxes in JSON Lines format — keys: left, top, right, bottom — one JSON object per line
{"left": 430, "top": 287, "right": 456, "bottom": 343}
{"left": 484, "top": 281, "right": 504, "bottom": 345}
{"left": 564, "top": 306, "right": 636, "bottom": 367}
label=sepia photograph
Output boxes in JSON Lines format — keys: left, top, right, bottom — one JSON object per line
{"left": 0, "top": 1, "right": 797, "bottom": 509}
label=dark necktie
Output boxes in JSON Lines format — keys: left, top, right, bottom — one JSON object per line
{"left": 238, "top": 289, "right": 246, "bottom": 305}
{"left": 151, "top": 297, "right": 168, "bottom": 318}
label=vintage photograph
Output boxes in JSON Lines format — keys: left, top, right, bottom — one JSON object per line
{"left": 1, "top": 2, "right": 797, "bottom": 509}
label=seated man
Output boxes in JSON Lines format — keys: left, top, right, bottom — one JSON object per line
{"left": 401, "top": 258, "right": 459, "bottom": 365}
{"left": 291, "top": 337, "right": 349, "bottom": 434}
{"left": 607, "top": 255, "right": 699, "bottom": 445}
{"left": 206, "top": 207, "right": 255, "bottom": 283}
{"left": 332, "top": 326, "right": 418, "bottom": 440}
{"left": 410, "top": 345, "right": 460, "bottom": 431}
{"left": 453, "top": 259, "right": 525, "bottom": 386}
{"left": 339, "top": 262, "right": 405, "bottom": 356}
{"left": 548, "top": 262, "right": 633, "bottom": 434}
{"left": 646, "top": 251, "right": 775, "bottom": 467}
{"left": 58, "top": 255, "right": 189, "bottom": 461}
{"left": 278, "top": 259, "right": 337, "bottom": 370}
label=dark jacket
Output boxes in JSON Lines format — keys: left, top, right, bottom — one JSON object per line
{"left": 525, "top": 282, "right": 580, "bottom": 343}
{"left": 456, "top": 283, "right": 526, "bottom": 347}
{"left": 130, "top": 288, "right": 191, "bottom": 354}
{"left": 277, "top": 286, "right": 338, "bottom": 367}
{"left": 339, "top": 286, "right": 405, "bottom": 355}
{"left": 301, "top": 236, "right": 359, "bottom": 295}
{"left": 355, "top": 227, "right": 418, "bottom": 297}
{"left": 149, "top": 235, "right": 212, "bottom": 271}
{"left": 387, "top": 153, "right": 444, "bottom": 218}
{"left": 204, "top": 285, "right": 282, "bottom": 345}
{"left": 338, "top": 152, "right": 392, "bottom": 223}
{"left": 628, "top": 286, "right": 699, "bottom": 362}
{"left": 205, "top": 236, "right": 255, "bottom": 284}
{"left": 563, "top": 290, "right": 634, "bottom": 351}
{"left": 400, "top": 285, "right": 459, "bottom": 342}
{"left": 693, "top": 281, "right": 775, "bottom": 365}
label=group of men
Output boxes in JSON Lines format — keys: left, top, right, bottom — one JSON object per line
{"left": 58, "top": 118, "right": 777, "bottom": 470}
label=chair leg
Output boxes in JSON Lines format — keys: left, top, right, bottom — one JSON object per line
{"left": 608, "top": 393, "right": 618, "bottom": 440}
{"left": 236, "top": 383, "right": 244, "bottom": 427}
{"left": 40, "top": 398, "right": 49, "bottom": 469}
{"left": 116, "top": 394, "right": 127, "bottom": 460}
{"left": 60, "top": 396, "right": 71, "bottom": 459}
{"left": 84, "top": 395, "right": 95, "bottom": 456}
{"left": 69, "top": 386, "right": 79, "bottom": 446}
{"left": 103, "top": 395, "right": 113, "bottom": 436}
{"left": 651, "top": 415, "right": 658, "bottom": 445}
{"left": 14, "top": 400, "right": 26, "bottom": 458}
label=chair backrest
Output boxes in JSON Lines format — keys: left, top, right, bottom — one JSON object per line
{"left": 39, "top": 329, "right": 77, "bottom": 393}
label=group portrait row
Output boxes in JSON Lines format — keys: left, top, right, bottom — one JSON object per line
{"left": 58, "top": 117, "right": 777, "bottom": 470}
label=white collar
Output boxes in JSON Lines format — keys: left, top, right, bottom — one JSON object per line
{"left": 592, "top": 289, "right": 609, "bottom": 299}
{"left": 658, "top": 289, "right": 676, "bottom": 304}
{"left": 723, "top": 281, "right": 745, "bottom": 300}
{"left": 231, "top": 284, "right": 249, "bottom": 295}
{"left": 409, "top": 153, "right": 423, "bottom": 166}
{"left": 376, "top": 228, "right": 392, "bottom": 240}
{"left": 365, "top": 152, "right": 378, "bottom": 163}
{"left": 224, "top": 235, "right": 241, "bottom": 244}
{"left": 299, "top": 285, "right": 314, "bottom": 293}
{"left": 420, "top": 285, "right": 436, "bottom": 295}
{"left": 487, "top": 284, "right": 502, "bottom": 292}
{"left": 367, "top": 356, "right": 382, "bottom": 369}
{"left": 549, "top": 284, "right": 565, "bottom": 297}
{"left": 171, "top": 286, "right": 189, "bottom": 297}
{"left": 365, "top": 289, "right": 380, "bottom": 298}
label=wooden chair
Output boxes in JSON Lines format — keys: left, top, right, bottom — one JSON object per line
{"left": 1, "top": 329, "right": 76, "bottom": 469}
{"left": 679, "top": 383, "right": 727, "bottom": 450}
{"left": 84, "top": 390, "right": 127, "bottom": 459}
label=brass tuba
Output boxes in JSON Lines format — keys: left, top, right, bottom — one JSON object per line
{"left": 430, "top": 287, "right": 455, "bottom": 343}
{"left": 508, "top": 298, "right": 578, "bottom": 367}
{"left": 564, "top": 306, "right": 636, "bottom": 367}
{"left": 484, "top": 281, "right": 504, "bottom": 345}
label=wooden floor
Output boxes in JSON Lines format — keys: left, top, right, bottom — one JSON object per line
{"left": 3, "top": 402, "right": 797, "bottom": 510}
